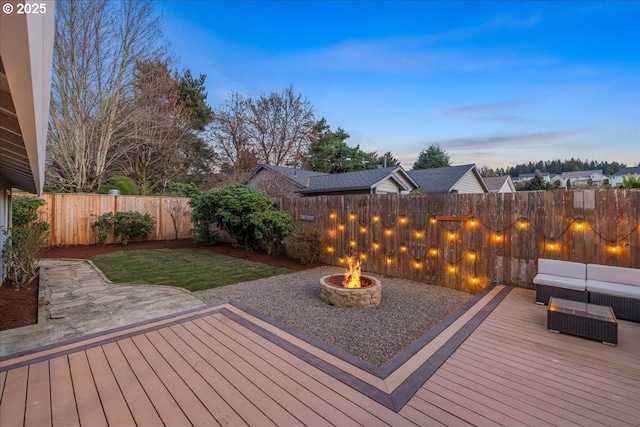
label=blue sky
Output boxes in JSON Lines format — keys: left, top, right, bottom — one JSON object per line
{"left": 156, "top": 1, "right": 640, "bottom": 170}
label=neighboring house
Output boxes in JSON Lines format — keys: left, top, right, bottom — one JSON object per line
{"left": 512, "top": 172, "right": 552, "bottom": 185}
{"left": 0, "top": 6, "right": 55, "bottom": 279}
{"left": 483, "top": 175, "right": 516, "bottom": 193}
{"left": 243, "top": 164, "right": 329, "bottom": 197}
{"left": 610, "top": 166, "right": 640, "bottom": 187}
{"left": 299, "top": 166, "right": 419, "bottom": 196}
{"left": 407, "top": 164, "right": 489, "bottom": 194}
{"left": 553, "top": 170, "right": 607, "bottom": 188}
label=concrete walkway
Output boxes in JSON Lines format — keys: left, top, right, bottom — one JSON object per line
{"left": 0, "top": 259, "right": 205, "bottom": 357}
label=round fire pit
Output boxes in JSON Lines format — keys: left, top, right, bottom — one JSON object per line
{"left": 319, "top": 275, "right": 382, "bottom": 308}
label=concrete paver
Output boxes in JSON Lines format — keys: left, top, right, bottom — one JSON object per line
{"left": 0, "top": 259, "right": 205, "bottom": 357}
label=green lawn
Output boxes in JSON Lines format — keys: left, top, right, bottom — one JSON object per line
{"left": 91, "top": 248, "right": 293, "bottom": 292}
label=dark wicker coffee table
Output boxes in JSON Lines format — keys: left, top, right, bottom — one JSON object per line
{"left": 547, "top": 297, "right": 617, "bottom": 345}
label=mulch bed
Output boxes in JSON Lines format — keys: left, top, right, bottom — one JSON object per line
{"left": 0, "top": 239, "right": 322, "bottom": 331}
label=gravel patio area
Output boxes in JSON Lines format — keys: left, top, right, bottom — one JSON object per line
{"left": 196, "top": 266, "right": 472, "bottom": 366}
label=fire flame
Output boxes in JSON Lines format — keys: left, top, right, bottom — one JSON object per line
{"left": 342, "top": 258, "right": 362, "bottom": 288}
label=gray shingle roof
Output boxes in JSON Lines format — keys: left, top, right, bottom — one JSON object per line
{"left": 483, "top": 175, "right": 510, "bottom": 191}
{"left": 243, "top": 165, "right": 328, "bottom": 188}
{"left": 299, "top": 167, "right": 410, "bottom": 194}
{"left": 407, "top": 164, "right": 480, "bottom": 193}
{"left": 613, "top": 166, "right": 640, "bottom": 176}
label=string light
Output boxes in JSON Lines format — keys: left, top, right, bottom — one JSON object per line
{"left": 429, "top": 216, "right": 438, "bottom": 224}
{"left": 467, "top": 251, "right": 477, "bottom": 261}
{"left": 329, "top": 212, "right": 337, "bottom": 220}
{"left": 338, "top": 224, "right": 345, "bottom": 231}
{"left": 518, "top": 220, "right": 528, "bottom": 230}
{"left": 326, "top": 246, "right": 334, "bottom": 254}
{"left": 573, "top": 219, "right": 585, "bottom": 231}
{"left": 327, "top": 230, "right": 336, "bottom": 238}
{"left": 448, "top": 265, "right": 457, "bottom": 274}
{"left": 386, "top": 256, "right": 394, "bottom": 265}
{"left": 349, "top": 213, "right": 357, "bottom": 221}
{"left": 385, "top": 228, "right": 393, "bottom": 237}
{"left": 547, "top": 242, "right": 559, "bottom": 251}
{"left": 493, "top": 234, "right": 504, "bottom": 243}
{"left": 399, "top": 244, "right": 408, "bottom": 253}
{"left": 469, "top": 275, "right": 479, "bottom": 285}
{"left": 399, "top": 216, "right": 409, "bottom": 225}
{"left": 349, "top": 240, "right": 357, "bottom": 248}
{"left": 359, "top": 253, "right": 367, "bottom": 261}
{"left": 359, "top": 226, "right": 367, "bottom": 234}
{"left": 447, "top": 232, "right": 456, "bottom": 241}
{"left": 429, "top": 247, "right": 438, "bottom": 257}
{"left": 413, "top": 260, "right": 423, "bottom": 269}
{"left": 468, "top": 217, "right": 478, "bottom": 227}
{"left": 371, "top": 215, "right": 380, "bottom": 223}
{"left": 414, "top": 230, "right": 424, "bottom": 239}
{"left": 608, "top": 245, "right": 621, "bottom": 254}
{"left": 372, "top": 241, "right": 381, "bottom": 250}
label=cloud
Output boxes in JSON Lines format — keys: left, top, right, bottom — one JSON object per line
{"left": 428, "top": 130, "right": 585, "bottom": 151}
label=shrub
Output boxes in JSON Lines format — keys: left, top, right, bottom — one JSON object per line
{"left": 98, "top": 176, "right": 139, "bottom": 195}
{"left": 284, "top": 225, "right": 324, "bottom": 265}
{"left": 190, "top": 184, "right": 293, "bottom": 253}
{"left": 91, "top": 211, "right": 156, "bottom": 245}
{"left": 1, "top": 197, "right": 50, "bottom": 288}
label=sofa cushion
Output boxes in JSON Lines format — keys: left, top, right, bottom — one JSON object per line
{"left": 587, "top": 280, "right": 640, "bottom": 299}
{"left": 587, "top": 264, "right": 640, "bottom": 287}
{"left": 533, "top": 273, "right": 586, "bottom": 291}
{"left": 537, "top": 258, "right": 587, "bottom": 280}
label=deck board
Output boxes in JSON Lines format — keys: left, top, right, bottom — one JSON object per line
{"left": 0, "top": 366, "right": 28, "bottom": 427}
{"left": 85, "top": 346, "right": 136, "bottom": 426}
{"left": 49, "top": 357, "right": 79, "bottom": 427}
{"left": 68, "top": 351, "right": 107, "bottom": 427}
{"left": 24, "top": 361, "right": 51, "bottom": 427}
{"left": 1, "top": 287, "right": 638, "bottom": 426}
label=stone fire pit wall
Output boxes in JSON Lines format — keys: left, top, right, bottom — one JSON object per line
{"left": 319, "top": 275, "right": 382, "bottom": 308}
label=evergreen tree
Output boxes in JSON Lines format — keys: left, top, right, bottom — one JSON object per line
{"left": 412, "top": 145, "right": 451, "bottom": 170}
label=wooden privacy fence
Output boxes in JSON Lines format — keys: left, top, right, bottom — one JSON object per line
{"left": 276, "top": 190, "right": 640, "bottom": 293}
{"left": 37, "top": 193, "right": 194, "bottom": 246}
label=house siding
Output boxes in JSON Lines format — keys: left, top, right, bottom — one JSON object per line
{"left": 391, "top": 172, "right": 416, "bottom": 194}
{"left": 452, "top": 172, "right": 486, "bottom": 194}
{"left": 376, "top": 179, "right": 401, "bottom": 194}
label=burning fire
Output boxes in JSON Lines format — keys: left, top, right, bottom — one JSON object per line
{"left": 342, "top": 258, "right": 362, "bottom": 288}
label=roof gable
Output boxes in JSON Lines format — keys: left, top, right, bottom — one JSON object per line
{"left": 407, "top": 164, "right": 488, "bottom": 193}
{"left": 243, "top": 164, "right": 328, "bottom": 188}
{"left": 299, "top": 167, "right": 416, "bottom": 194}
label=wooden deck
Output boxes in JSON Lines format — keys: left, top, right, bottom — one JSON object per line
{"left": 1, "top": 286, "right": 638, "bottom": 426}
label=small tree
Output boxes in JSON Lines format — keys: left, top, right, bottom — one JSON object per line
{"left": 190, "top": 184, "right": 293, "bottom": 253}
{"left": 620, "top": 174, "right": 640, "bottom": 189}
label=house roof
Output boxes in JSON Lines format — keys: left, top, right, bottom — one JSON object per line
{"left": 299, "top": 167, "right": 417, "bottom": 194}
{"left": 613, "top": 166, "right": 640, "bottom": 176}
{"left": 483, "top": 175, "right": 513, "bottom": 192}
{"left": 407, "top": 164, "right": 489, "bottom": 193}
{"left": 560, "top": 170, "right": 603, "bottom": 178}
{"left": 243, "top": 164, "right": 328, "bottom": 188}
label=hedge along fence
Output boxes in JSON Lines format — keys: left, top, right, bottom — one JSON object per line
{"left": 34, "top": 193, "right": 193, "bottom": 246}
{"left": 275, "top": 189, "right": 640, "bottom": 294}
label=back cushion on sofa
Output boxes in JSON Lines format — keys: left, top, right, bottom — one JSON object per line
{"left": 587, "top": 264, "right": 640, "bottom": 286}
{"left": 538, "top": 258, "right": 586, "bottom": 280}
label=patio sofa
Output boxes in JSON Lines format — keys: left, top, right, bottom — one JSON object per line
{"left": 534, "top": 258, "right": 640, "bottom": 322}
